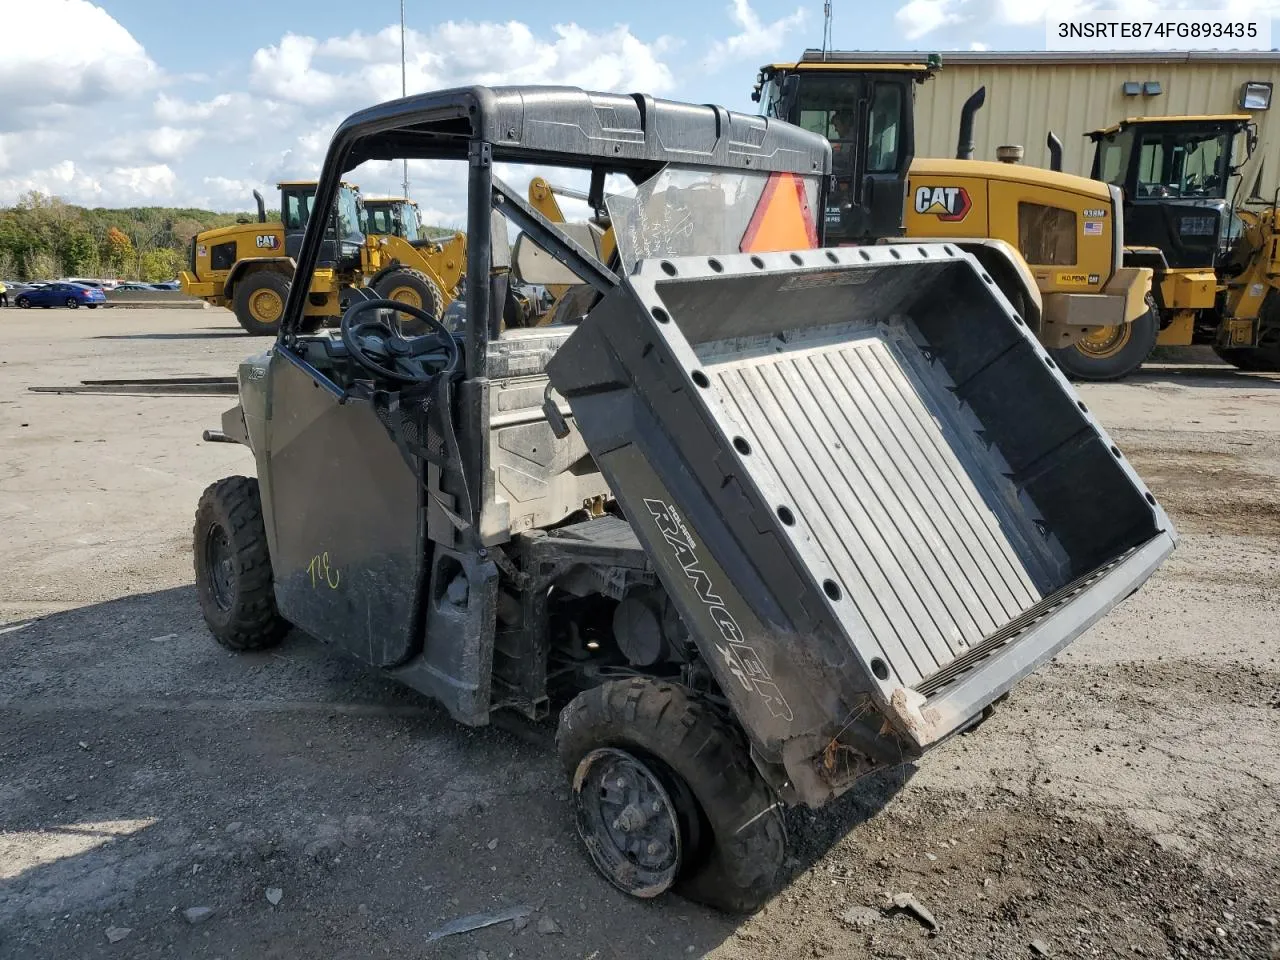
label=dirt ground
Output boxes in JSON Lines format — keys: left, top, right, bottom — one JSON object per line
{"left": 1, "top": 307, "right": 1277, "bottom": 960}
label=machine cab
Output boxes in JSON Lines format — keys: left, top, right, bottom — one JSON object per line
{"left": 1089, "top": 116, "right": 1255, "bottom": 269}
{"left": 278, "top": 179, "right": 366, "bottom": 269}
{"left": 753, "top": 56, "right": 936, "bottom": 243}
{"left": 364, "top": 198, "right": 424, "bottom": 242}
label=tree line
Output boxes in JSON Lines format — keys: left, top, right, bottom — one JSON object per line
{"left": 0, "top": 191, "right": 258, "bottom": 282}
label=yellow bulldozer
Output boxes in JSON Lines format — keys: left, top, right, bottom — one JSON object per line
{"left": 1087, "top": 115, "right": 1280, "bottom": 372}
{"left": 752, "top": 54, "right": 1155, "bottom": 380}
{"left": 180, "top": 182, "right": 464, "bottom": 335}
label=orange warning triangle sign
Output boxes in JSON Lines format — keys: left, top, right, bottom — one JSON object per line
{"left": 740, "top": 172, "right": 818, "bottom": 253}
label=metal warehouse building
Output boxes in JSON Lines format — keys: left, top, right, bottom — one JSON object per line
{"left": 810, "top": 49, "right": 1280, "bottom": 194}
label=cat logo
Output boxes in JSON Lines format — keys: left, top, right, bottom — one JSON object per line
{"left": 255, "top": 235, "right": 280, "bottom": 249}
{"left": 913, "top": 185, "right": 971, "bottom": 222}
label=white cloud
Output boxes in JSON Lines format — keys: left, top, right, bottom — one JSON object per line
{"left": 248, "top": 20, "right": 676, "bottom": 111}
{"left": 969, "top": 41, "right": 990, "bottom": 50}
{"left": 145, "top": 127, "right": 204, "bottom": 162}
{"left": 102, "top": 164, "right": 178, "bottom": 201}
{"left": 895, "top": 0, "right": 966, "bottom": 40}
{"left": 2, "top": 16, "right": 686, "bottom": 210}
{"left": 701, "top": 0, "right": 806, "bottom": 72}
{"left": 0, "top": 160, "right": 175, "bottom": 206}
{"left": 0, "top": 0, "right": 157, "bottom": 126}
{"left": 154, "top": 92, "right": 234, "bottom": 124}
{"left": 250, "top": 34, "right": 343, "bottom": 106}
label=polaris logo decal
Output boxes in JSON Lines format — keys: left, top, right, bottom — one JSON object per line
{"left": 644, "top": 498, "right": 794, "bottom": 721}
{"left": 914, "top": 185, "right": 971, "bottom": 221}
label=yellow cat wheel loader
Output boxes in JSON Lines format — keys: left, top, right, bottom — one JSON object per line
{"left": 752, "top": 54, "right": 1154, "bottom": 380}
{"left": 180, "top": 181, "right": 363, "bottom": 335}
{"left": 362, "top": 196, "right": 467, "bottom": 320}
{"left": 193, "top": 84, "right": 1172, "bottom": 912}
{"left": 1086, "top": 115, "right": 1280, "bottom": 372}
{"left": 180, "top": 183, "right": 463, "bottom": 336}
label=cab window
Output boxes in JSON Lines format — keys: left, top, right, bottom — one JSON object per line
{"left": 284, "top": 194, "right": 314, "bottom": 230}
{"left": 1098, "top": 139, "right": 1128, "bottom": 185}
{"left": 1135, "top": 129, "right": 1230, "bottom": 199}
{"left": 866, "top": 84, "right": 902, "bottom": 173}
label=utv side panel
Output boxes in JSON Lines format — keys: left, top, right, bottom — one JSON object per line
{"left": 548, "top": 244, "right": 1176, "bottom": 803}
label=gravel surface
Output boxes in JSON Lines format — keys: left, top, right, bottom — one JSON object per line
{"left": 1, "top": 309, "right": 1277, "bottom": 959}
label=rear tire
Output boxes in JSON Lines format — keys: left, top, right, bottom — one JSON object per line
{"left": 1213, "top": 346, "right": 1280, "bottom": 372}
{"left": 557, "top": 678, "right": 786, "bottom": 913}
{"left": 232, "top": 271, "right": 290, "bottom": 336}
{"left": 17, "top": 297, "right": 30, "bottom": 308}
{"left": 1050, "top": 306, "right": 1158, "bottom": 382}
{"left": 65, "top": 298, "right": 79, "bottom": 309}
{"left": 193, "top": 476, "right": 288, "bottom": 651}
{"left": 373, "top": 268, "right": 444, "bottom": 335}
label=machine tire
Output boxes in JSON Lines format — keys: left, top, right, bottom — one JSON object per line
{"left": 374, "top": 268, "right": 444, "bottom": 335}
{"left": 1213, "top": 346, "right": 1280, "bottom": 372}
{"left": 1214, "top": 292, "right": 1280, "bottom": 372}
{"left": 557, "top": 677, "right": 786, "bottom": 913}
{"left": 16, "top": 296, "right": 30, "bottom": 308}
{"left": 1050, "top": 306, "right": 1158, "bottom": 382}
{"left": 232, "top": 270, "right": 290, "bottom": 336}
{"left": 193, "top": 476, "right": 288, "bottom": 651}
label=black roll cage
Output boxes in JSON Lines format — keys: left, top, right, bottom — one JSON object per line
{"left": 275, "top": 84, "right": 830, "bottom": 536}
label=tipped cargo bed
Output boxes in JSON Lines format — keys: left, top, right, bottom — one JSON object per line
{"left": 547, "top": 243, "right": 1175, "bottom": 805}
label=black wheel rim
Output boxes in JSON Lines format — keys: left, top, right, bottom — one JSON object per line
{"left": 204, "top": 523, "right": 235, "bottom": 611}
{"left": 572, "top": 747, "right": 683, "bottom": 898}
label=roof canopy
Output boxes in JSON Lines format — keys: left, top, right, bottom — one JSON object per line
{"left": 332, "top": 85, "right": 829, "bottom": 178}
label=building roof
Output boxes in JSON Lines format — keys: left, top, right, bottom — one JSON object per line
{"left": 802, "top": 49, "right": 1280, "bottom": 67}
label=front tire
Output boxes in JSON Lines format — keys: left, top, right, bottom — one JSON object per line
{"left": 17, "top": 297, "right": 30, "bottom": 309}
{"left": 557, "top": 678, "right": 786, "bottom": 913}
{"left": 193, "top": 476, "right": 288, "bottom": 651}
{"left": 373, "top": 268, "right": 444, "bottom": 335}
{"left": 1050, "top": 306, "right": 1158, "bottom": 381}
{"left": 232, "top": 271, "right": 290, "bottom": 336}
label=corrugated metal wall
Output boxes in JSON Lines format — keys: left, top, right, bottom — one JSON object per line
{"left": 913, "top": 60, "right": 1279, "bottom": 195}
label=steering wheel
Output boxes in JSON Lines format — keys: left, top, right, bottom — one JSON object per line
{"left": 339, "top": 298, "right": 459, "bottom": 385}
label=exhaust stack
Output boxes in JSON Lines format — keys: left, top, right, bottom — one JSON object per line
{"left": 956, "top": 86, "right": 986, "bottom": 160}
{"left": 1046, "top": 132, "right": 1064, "bottom": 172}
{"left": 252, "top": 190, "right": 267, "bottom": 224}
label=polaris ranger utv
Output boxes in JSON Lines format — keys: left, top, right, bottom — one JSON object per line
{"left": 193, "top": 85, "right": 1176, "bottom": 912}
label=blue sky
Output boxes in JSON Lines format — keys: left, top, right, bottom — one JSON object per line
{"left": 1, "top": 0, "right": 1276, "bottom": 220}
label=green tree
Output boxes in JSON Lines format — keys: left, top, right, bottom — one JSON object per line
{"left": 60, "top": 231, "right": 97, "bottom": 275}
{"left": 139, "top": 248, "right": 180, "bottom": 282}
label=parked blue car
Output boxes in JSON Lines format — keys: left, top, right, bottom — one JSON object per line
{"left": 14, "top": 282, "right": 107, "bottom": 309}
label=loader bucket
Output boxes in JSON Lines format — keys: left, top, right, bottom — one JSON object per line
{"left": 546, "top": 243, "right": 1176, "bottom": 806}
